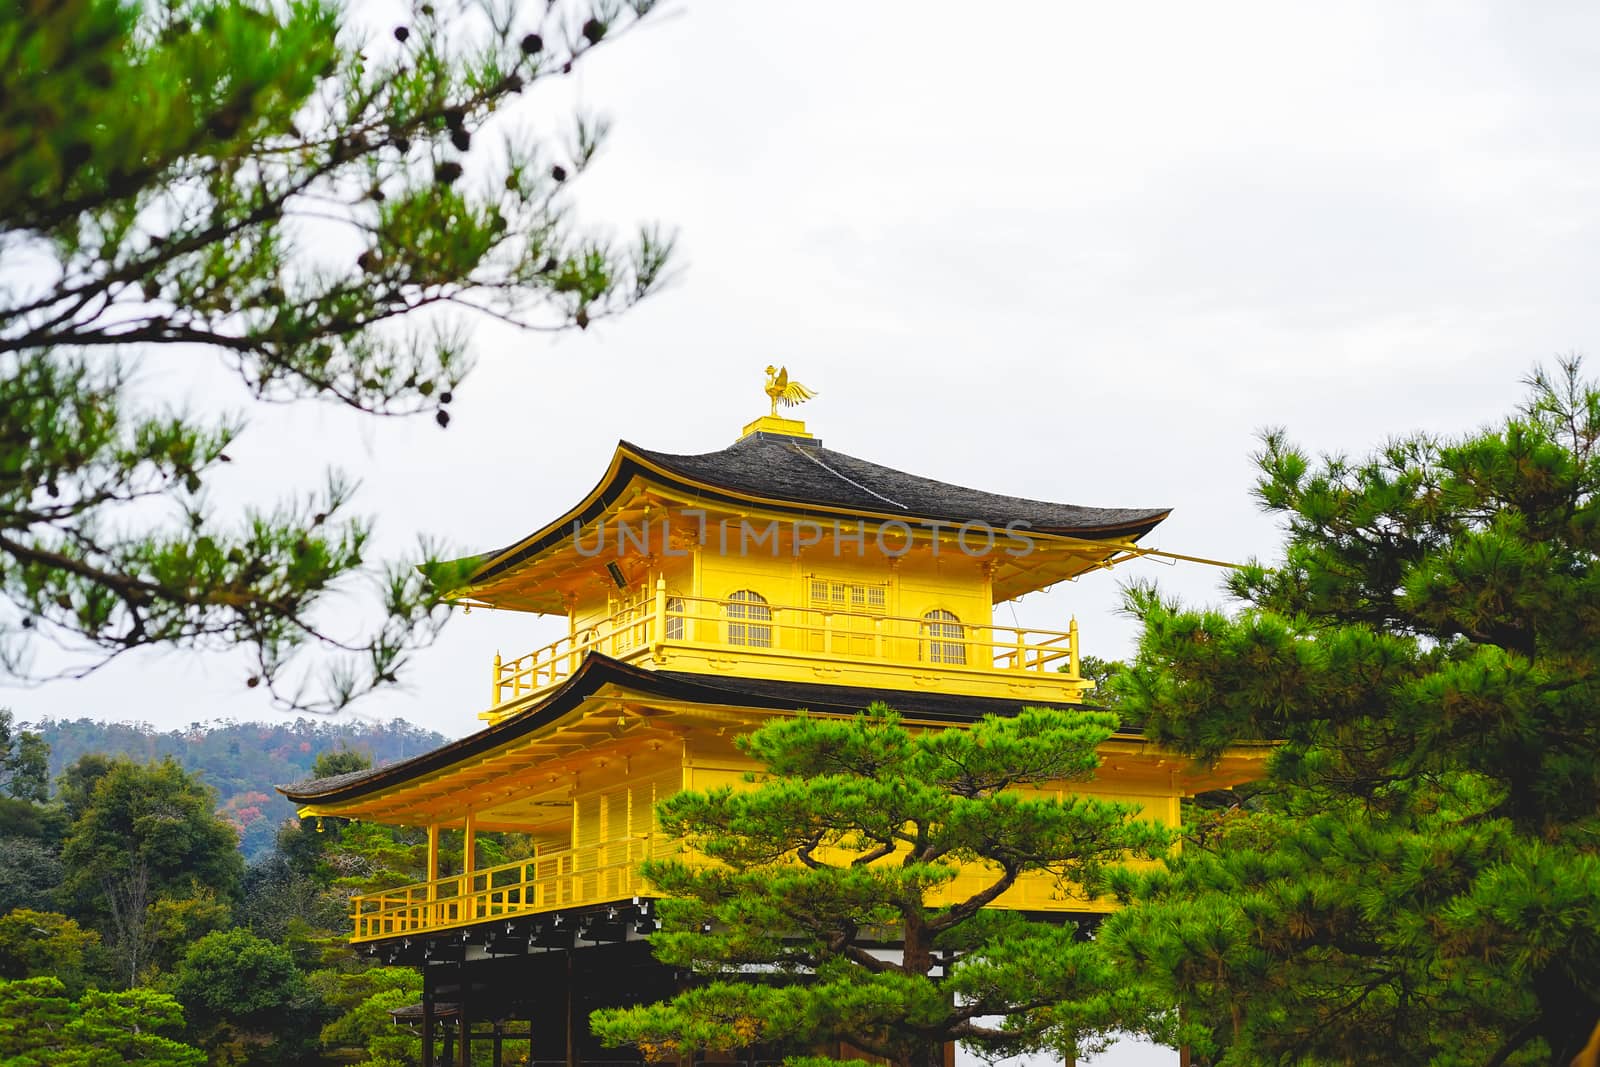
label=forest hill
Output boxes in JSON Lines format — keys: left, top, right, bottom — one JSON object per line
{"left": 14, "top": 717, "right": 445, "bottom": 860}
{"left": 0, "top": 713, "right": 479, "bottom": 1065}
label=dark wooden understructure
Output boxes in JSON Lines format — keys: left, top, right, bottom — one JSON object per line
{"left": 368, "top": 900, "right": 678, "bottom": 1067}
{"left": 376, "top": 898, "right": 1091, "bottom": 1067}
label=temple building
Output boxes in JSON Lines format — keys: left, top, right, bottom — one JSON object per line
{"left": 279, "top": 373, "right": 1265, "bottom": 1066}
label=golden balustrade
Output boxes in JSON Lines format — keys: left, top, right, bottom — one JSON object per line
{"left": 348, "top": 834, "right": 671, "bottom": 942}
{"left": 489, "top": 591, "right": 1082, "bottom": 711}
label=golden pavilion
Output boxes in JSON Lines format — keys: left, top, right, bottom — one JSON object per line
{"left": 280, "top": 374, "right": 1264, "bottom": 1067}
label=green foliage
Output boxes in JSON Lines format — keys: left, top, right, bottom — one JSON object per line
{"left": 0, "top": 909, "right": 101, "bottom": 994}
{"left": 0, "top": 710, "right": 49, "bottom": 804}
{"left": 173, "top": 928, "right": 310, "bottom": 1023}
{"left": 172, "top": 928, "right": 317, "bottom": 1065}
{"left": 289, "top": 815, "right": 426, "bottom": 888}
{"left": 55, "top": 753, "right": 115, "bottom": 825}
{"left": 0, "top": 0, "right": 672, "bottom": 712}
{"left": 0, "top": 729, "right": 464, "bottom": 1063}
{"left": 237, "top": 853, "right": 349, "bottom": 963}
{"left": 143, "top": 887, "right": 233, "bottom": 973}
{"left": 313, "top": 966, "right": 421, "bottom": 1067}
{"left": 1074, "top": 654, "right": 1126, "bottom": 711}
{"left": 594, "top": 705, "right": 1172, "bottom": 1067}
{"left": 36, "top": 717, "right": 446, "bottom": 860}
{"left": 0, "top": 726, "right": 537, "bottom": 1062}
{"left": 58, "top": 757, "right": 244, "bottom": 985}
{"left": 0, "top": 975, "right": 204, "bottom": 1066}
{"left": 311, "top": 747, "right": 372, "bottom": 780}
{"left": 0, "top": 798, "right": 67, "bottom": 844}
{"left": 0, "top": 837, "right": 64, "bottom": 914}
{"left": 1103, "top": 359, "right": 1600, "bottom": 1065}
{"left": 60, "top": 758, "right": 244, "bottom": 920}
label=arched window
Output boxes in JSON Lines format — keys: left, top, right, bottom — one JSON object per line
{"left": 665, "top": 596, "right": 685, "bottom": 641}
{"left": 922, "top": 609, "right": 966, "bottom": 665}
{"left": 725, "top": 590, "right": 772, "bottom": 648}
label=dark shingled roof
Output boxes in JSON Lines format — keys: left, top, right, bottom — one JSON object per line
{"left": 462, "top": 431, "right": 1170, "bottom": 586}
{"left": 285, "top": 765, "right": 384, "bottom": 795}
{"left": 278, "top": 655, "right": 1125, "bottom": 804}
{"left": 631, "top": 432, "right": 1170, "bottom": 536}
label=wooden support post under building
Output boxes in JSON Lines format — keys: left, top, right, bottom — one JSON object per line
{"left": 565, "top": 952, "right": 578, "bottom": 1067}
{"left": 421, "top": 966, "right": 436, "bottom": 1067}
{"left": 462, "top": 812, "right": 477, "bottom": 920}
{"left": 492, "top": 1022, "right": 503, "bottom": 1067}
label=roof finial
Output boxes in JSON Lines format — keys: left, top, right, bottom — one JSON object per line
{"left": 764, "top": 365, "right": 817, "bottom": 417}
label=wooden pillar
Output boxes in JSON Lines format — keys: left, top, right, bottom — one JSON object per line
{"left": 463, "top": 812, "right": 478, "bottom": 920}
{"left": 443, "top": 1021, "right": 455, "bottom": 1066}
{"left": 1068, "top": 615, "right": 1081, "bottom": 678}
{"left": 492, "top": 1022, "right": 504, "bottom": 1067}
{"left": 565, "top": 952, "right": 579, "bottom": 1067}
{"left": 652, "top": 575, "right": 667, "bottom": 660}
{"left": 421, "top": 966, "right": 436, "bottom": 1067}
{"left": 427, "top": 824, "right": 441, "bottom": 923}
{"left": 458, "top": 1006, "right": 471, "bottom": 1067}
{"left": 567, "top": 594, "right": 580, "bottom": 675}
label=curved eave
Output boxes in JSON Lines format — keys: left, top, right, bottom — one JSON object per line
{"left": 439, "top": 441, "right": 1171, "bottom": 599}
{"left": 278, "top": 654, "right": 628, "bottom": 807}
{"left": 436, "top": 446, "right": 638, "bottom": 602}
{"left": 277, "top": 654, "right": 1156, "bottom": 809}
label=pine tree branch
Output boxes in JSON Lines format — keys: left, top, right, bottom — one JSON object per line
{"left": 1479, "top": 1017, "right": 1539, "bottom": 1067}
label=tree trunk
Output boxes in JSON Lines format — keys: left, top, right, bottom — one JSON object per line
{"left": 1532, "top": 964, "right": 1599, "bottom": 1066}
{"left": 893, "top": 1040, "right": 946, "bottom": 1067}
{"left": 103, "top": 862, "right": 151, "bottom": 987}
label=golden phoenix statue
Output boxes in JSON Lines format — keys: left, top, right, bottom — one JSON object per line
{"left": 763, "top": 365, "right": 817, "bottom": 416}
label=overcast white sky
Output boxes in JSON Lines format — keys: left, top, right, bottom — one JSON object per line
{"left": 14, "top": 1, "right": 1600, "bottom": 740}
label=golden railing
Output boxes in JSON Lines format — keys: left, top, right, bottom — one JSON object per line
{"left": 491, "top": 586, "right": 1081, "bottom": 708}
{"left": 349, "top": 834, "right": 672, "bottom": 942}
{"left": 350, "top": 833, "right": 1111, "bottom": 942}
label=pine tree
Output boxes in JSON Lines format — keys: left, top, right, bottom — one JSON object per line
{"left": 1, "top": 0, "right": 671, "bottom": 710}
{"left": 0, "top": 975, "right": 205, "bottom": 1066}
{"left": 592, "top": 705, "right": 1172, "bottom": 1067}
{"left": 1102, "top": 359, "right": 1600, "bottom": 1066}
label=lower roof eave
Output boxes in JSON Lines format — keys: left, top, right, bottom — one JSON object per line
{"left": 277, "top": 653, "right": 1152, "bottom": 808}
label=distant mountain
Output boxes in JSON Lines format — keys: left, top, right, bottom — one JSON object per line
{"left": 26, "top": 717, "right": 449, "bottom": 860}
